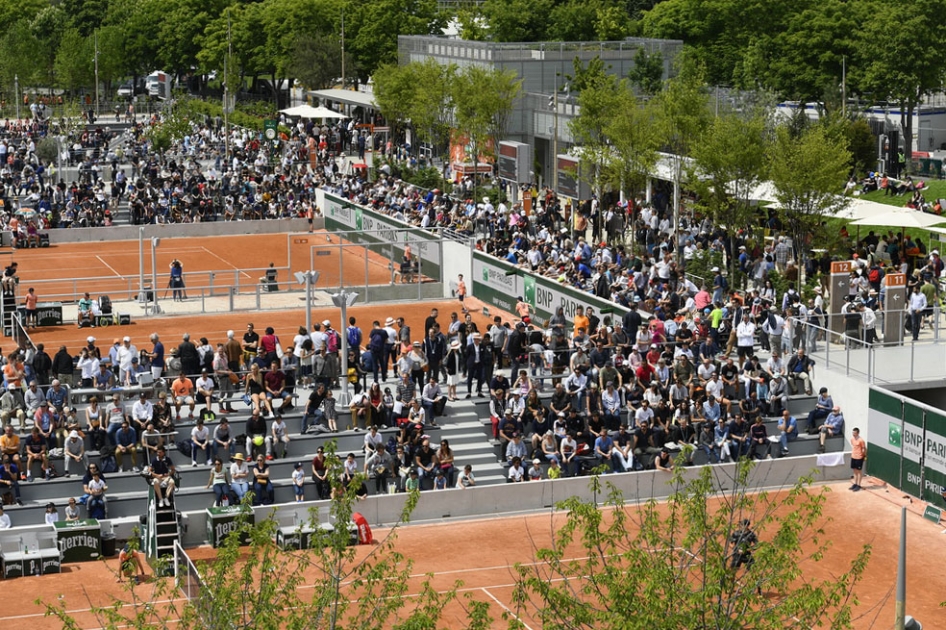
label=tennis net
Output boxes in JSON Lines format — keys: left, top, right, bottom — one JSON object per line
{"left": 174, "top": 541, "right": 204, "bottom": 601}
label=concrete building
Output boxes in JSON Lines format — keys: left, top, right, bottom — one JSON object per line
{"left": 397, "top": 35, "right": 683, "bottom": 187}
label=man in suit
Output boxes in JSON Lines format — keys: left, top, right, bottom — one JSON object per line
{"left": 465, "top": 333, "right": 486, "bottom": 399}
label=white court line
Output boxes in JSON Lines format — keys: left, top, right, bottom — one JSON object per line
{"left": 95, "top": 255, "right": 123, "bottom": 278}
{"left": 480, "top": 587, "right": 535, "bottom": 630}
{"left": 201, "top": 246, "right": 252, "bottom": 279}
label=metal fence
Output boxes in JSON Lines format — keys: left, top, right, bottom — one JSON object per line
{"left": 789, "top": 309, "right": 946, "bottom": 385}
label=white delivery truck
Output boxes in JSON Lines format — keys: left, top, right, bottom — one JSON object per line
{"left": 145, "top": 71, "right": 171, "bottom": 100}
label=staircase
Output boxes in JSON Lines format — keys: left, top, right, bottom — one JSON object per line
{"left": 1, "top": 284, "right": 17, "bottom": 337}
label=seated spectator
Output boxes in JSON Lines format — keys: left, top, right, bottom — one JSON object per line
{"left": 786, "top": 349, "right": 814, "bottom": 395}
{"left": 114, "top": 421, "right": 139, "bottom": 473}
{"left": 63, "top": 430, "right": 87, "bottom": 476}
{"left": 777, "top": 410, "right": 798, "bottom": 457}
{"left": 24, "top": 426, "right": 50, "bottom": 480}
{"left": 805, "top": 387, "right": 834, "bottom": 433}
{"left": 818, "top": 406, "right": 844, "bottom": 453}
{"left": 151, "top": 445, "right": 177, "bottom": 508}
{"left": 747, "top": 416, "right": 772, "bottom": 460}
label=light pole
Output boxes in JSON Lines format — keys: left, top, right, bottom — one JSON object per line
{"left": 138, "top": 226, "right": 145, "bottom": 303}
{"left": 14, "top": 75, "right": 19, "bottom": 121}
{"left": 150, "top": 236, "right": 161, "bottom": 314}
{"left": 294, "top": 270, "right": 321, "bottom": 333}
{"left": 330, "top": 290, "right": 358, "bottom": 406}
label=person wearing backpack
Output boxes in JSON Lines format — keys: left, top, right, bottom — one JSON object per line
{"left": 346, "top": 317, "right": 363, "bottom": 353}
{"left": 323, "top": 320, "right": 340, "bottom": 387}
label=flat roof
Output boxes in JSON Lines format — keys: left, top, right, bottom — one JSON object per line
{"left": 309, "top": 89, "right": 377, "bottom": 109}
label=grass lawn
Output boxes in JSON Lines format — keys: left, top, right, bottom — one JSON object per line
{"left": 858, "top": 178, "right": 946, "bottom": 208}
{"left": 846, "top": 179, "right": 946, "bottom": 248}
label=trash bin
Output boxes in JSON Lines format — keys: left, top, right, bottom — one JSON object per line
{"left": 101, "top": 532, "right": 117, "bottom": 558}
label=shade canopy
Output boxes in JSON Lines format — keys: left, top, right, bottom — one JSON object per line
{"left": 850, "top": 208, "right": 946, "bottom": 229}
{"left": 279, "top": 104, "right": 348, "bottom": 119}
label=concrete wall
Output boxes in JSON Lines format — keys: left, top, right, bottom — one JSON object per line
{"left": 813, "top": 368, "right": 871, "bottom": 443}
{"left": 178, "top": 454, "right": 852, "bottom": 546}
{"left": 441, "top": 239, "right": 472, "bottom": 300}
{"left": 46, "top": 218, "right": 323, "bottom": 244}
{"left": 357, "top": 282, "right": 444, "bottom": 303}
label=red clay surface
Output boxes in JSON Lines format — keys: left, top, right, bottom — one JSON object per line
{"left": 9, "top": 230, "right": 410, "bottom": 304}
{"left": 0, "top": 481, "right": 942, "bottom": 629}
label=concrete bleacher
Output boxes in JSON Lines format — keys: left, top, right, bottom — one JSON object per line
{"left": 4, "top": 373, "right": 845, "bottom": 528}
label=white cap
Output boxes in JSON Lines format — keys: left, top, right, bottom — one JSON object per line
{"left": 123, "top": 336, "right": 131, "bottom": 342}
{"left": 87, "top": 336, "right": 96, "bottom": 343}
{"left": 322, "top": 320, "right": 331, "bottom": 327}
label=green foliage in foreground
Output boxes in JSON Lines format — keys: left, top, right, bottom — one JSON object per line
{"left": 39, "top": 456, "right": 871, "bottom": 629}
{"left": 509, "top": 462, "right": 872, "bottom": 630}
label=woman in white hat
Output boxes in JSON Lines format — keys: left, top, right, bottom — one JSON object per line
{"left": 444, "top": 339, "right": 462, "bottom": 401}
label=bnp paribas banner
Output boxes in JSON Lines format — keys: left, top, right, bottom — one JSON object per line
{"left": 867, "top": 388, "right": 904, "bottom": 490}
{"left": 471, "top": 251, "right": 629, "bottom": 326}
{"left": 472, "top": 253, "right": 521, "bottom": 314}
{"left": 922, "top": 408, "right": 946, "bottom": 508}
{"left": 867, "top": 387, "right": 946, "bottom": 507}
{"left": 322, "top": 192, "right": 441, "bottom": 278}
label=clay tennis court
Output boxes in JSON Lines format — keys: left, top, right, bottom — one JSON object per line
{"left": 8, "top": 230, "right": 419, "bottom": 305}
{"left": 0, "top": 481, "right": 941, "bottom": 629}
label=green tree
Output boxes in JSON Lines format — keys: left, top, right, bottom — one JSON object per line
{"left": 451, "top": 65, "right": 522, "bottom": 200}
{"left": 600, "top": 83, "right": 660, "bottom": 248}
{"left": 769, "top": 123, "right": 851, "bottom": 270}
{"left": 740, "top": 0, "right": 867, "bottom": 107}
{"left": 372, "top": 62, "right": 418, "bottom": 142}
{"left": 54, "top": 28, "right": 94, "bottom": 94}
{"left": 690, "top": 108, "right": 771, "bottom": 281}
{"left": 627, "top": 46, "right": 664, "bottom": 96}
{"left": 347, "top": 0, "right": 445, "bottom": 81}
{"left": 568, "top": 58, "right": 620, "bottom": 207}
{"left": 510, "top": 464, "right": 872, "bottom": 629}
{"left": 407, "top": 59, "right": 456, "bottom": 158}
{"left": 0, "top": 19, "right": 43, "bottom": 94}
{"left": 845, "top": 117, "right": 877, "bottom": 178}
{"left": 286, "top": 33, "right": 350, "bottom": 91}
{"left": 41, "top": 443, "right": 498, "bottom": 630}
{"left": 651, "top": 63, "right": 711, "bottom": 262}
{"left": 857, "top": 0, "right": 946, "bottom": 173}
{"left": 480, "top": 0, "right": 553, "bottom": 42}
{"left": 642, "top": 0, "right": 796, "bottom": 87}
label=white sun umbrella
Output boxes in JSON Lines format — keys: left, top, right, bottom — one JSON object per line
{"left": 279, "top": 104, "right": 347, "bottom": 119}
{"left": 850, "top": 208, "right": 946, "bottom": 229}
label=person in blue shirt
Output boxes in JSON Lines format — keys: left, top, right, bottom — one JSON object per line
{"left": 146, "top": 333, "right": 166, "bottom": 381}
{"left": 818, "top": 406, "right": 844, "bottom": 453}
{"left": 777, "top": 410, "right": 798, "bottom": 456}
{"left": 593, "top": 428, "right": 615, "bottom": 473}
{"left": 805, "top": 387, "right": 834, "bottom": 433}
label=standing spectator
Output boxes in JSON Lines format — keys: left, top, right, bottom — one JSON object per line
{"left": 144, "top": 333, "right": 165, "bottom": 381}
{"left": 465, "top": 333, "right": 485, "bottom": 398}
{"left": 116, "top": 336, "right": 138, "bottom": 385}
{"left": 177, "top": 334, "right": 200, "bottom": 378}
{"left": 908, "top": 284, "right": 927, "bottom": 341}
{"left": 53, "top": 346, "right": 75, "bottom": 387}
{"left": 849, "top": 428, "right": 867, "bottom": 491}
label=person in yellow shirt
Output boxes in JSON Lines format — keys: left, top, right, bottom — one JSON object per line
{"left": 572, "top": 306, "right": 590, "bottom": 339}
